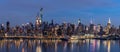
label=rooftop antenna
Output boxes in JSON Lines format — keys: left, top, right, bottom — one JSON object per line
{"left": 108, "top": 17, "right": 111, "bottom": 24}
{"left": 90, "top": 17, "right": 93, "bottom": 24}
{"left": 78, "top": 19, "right": 81, "bottom": 24}
{"left": 40, "top": 8, "right": 43, "bottom": 18}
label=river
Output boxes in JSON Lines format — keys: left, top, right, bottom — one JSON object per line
{"left": 0, "top": 39, "right": 120, "bottom": 52}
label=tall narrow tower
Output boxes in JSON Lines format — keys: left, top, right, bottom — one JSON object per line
{"left": 105, "top": 18, "right": 111, "bottom": 35}
{"left": 90, "top": 19, "right": 93, "bottom": 24}
{"left": 107, "top": 18, "right": 111, "bottom": 29}
{"left": 36, "top": 16, "right": 41, "bottom": 26}
{"left": 89, "top": 19, "right": 94, "bottom": 34}
{"left": 78, "top": 19, "right": 81, "bottom": 24}
{"left": 40, "top": 8, "right": 43, "bottom": 22}
{"left": 35, "top": 8, "right": 43, "bottom": 27}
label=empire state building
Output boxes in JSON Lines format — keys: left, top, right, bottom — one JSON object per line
{"left": 107, "top": 18, "right": 111, "bottom": 29}
{"left": 105, "top": 18, "right": 111, "bottom": 35}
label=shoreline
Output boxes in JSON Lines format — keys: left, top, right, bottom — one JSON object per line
{"left": 0, "top": 35, "right": 119, "bottom": 40}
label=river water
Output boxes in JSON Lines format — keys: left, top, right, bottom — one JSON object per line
{"left": 0, "top": 39, "right": 120, "bottom": 52}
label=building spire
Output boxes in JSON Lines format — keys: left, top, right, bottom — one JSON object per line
{"left": 90, "top": 18, "right": 93, "bottom": 24}
{"left": 78, "top": 19, "right": 81, "bottom": 24}
{"left": 40, "top": 8, "right": 43, "bottom": 19}
{"left": 108, "top": 18, "right": 111, "bottom": 24}
{"left": 35, "top": 8, "right": 43, "bottom": 26}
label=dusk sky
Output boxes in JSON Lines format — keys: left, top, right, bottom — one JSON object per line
{"left": 0, "top": 0, "right": 120, "bottom": 26}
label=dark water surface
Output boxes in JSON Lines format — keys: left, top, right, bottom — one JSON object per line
{"left": 0, "top": 39, "right": 120, "bottom": 52}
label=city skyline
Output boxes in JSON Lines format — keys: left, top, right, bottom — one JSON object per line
{"left": 1, "top": 0, "right": 120, "bottom": 52}
{"left": 0, "top": 0, "right": 120, "bottom": 26}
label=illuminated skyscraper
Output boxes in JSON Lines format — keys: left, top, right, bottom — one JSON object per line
{"left": 6, "top": 21, "right": 10, "bottom": 32}
{"left": 90, "top": 19, "right": 93, "bottom": 24}
{"left": 107, "top": 18, "right": 111, "bottom": 29}
{"left": 76, "top": 19, "right": 84, "bottom": 35}
{"left": 35, "top": 16, "right": 42, "bottom": 26}
{"left": 78, "top": 19, "right": 81, "bottom": 24}
{"left": 35, "top": 8, "right": 43, "bottom": 29}
{"left": 104, "top": 18, "right": 111, "bottom": 35}
{"left": 89, "top": 19, "right": 94, "bottom": 34}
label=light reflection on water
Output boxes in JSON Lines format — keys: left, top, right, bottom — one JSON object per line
{"left": 0, "top": 39, "right": 120, "bottom": 52}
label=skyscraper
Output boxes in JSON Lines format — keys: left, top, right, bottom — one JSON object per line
{"left": 104, "top": 18, "right": 111, "bottom": 35}
{"left": 35, "top": 8, "right": 43, "bottom": 29}
{"left": 6, "top": 21, "right": 10, "bottom": 32}
{"left": 107, "top": 18, "right": 111, "bottom": 29}
{"left": 35, "top": 17, "right": 41, "bottom": 26}
{"left": 89, "top": 19, "right": 94, "bottom": 34}
{"left": 76, "top": 19, "right": 84, "bottom": 35}
{"left": 78, "top": 19, "right": 81, "bottom": 24}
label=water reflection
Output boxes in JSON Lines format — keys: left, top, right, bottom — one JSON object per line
{"left": 0, "top": 39, "right": 120, "bottom": 52}
{"left": 36, "top": 45, "right": 42, "bottom": 52}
